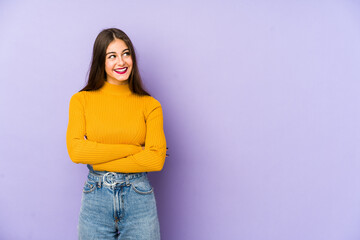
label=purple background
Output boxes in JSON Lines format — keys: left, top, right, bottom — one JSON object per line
{"left": 1, "top": 1, "right": 360, "bottom": 239}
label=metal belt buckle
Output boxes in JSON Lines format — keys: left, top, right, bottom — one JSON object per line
{"left": 103, "top": 172, "right": 117, "bottom": 187}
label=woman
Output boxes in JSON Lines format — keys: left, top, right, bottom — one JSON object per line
{"left": 66, "top": 28, "right": 167, "bottom": 239}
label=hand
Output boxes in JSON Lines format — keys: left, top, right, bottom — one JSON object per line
{"left": 140, "top": 146, "right": 169, "bottom": 157}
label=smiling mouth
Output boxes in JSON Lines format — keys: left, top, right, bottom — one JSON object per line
{"left": 114, "top": 67, "right": 128, "bottom": 74}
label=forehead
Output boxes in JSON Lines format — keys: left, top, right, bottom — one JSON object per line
{"left": 106, "top": 39, "right": 128, "bottom": 52}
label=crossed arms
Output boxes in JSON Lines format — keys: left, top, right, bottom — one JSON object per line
{"left": 66, "top": 92, "right": 167, "bottom": 173}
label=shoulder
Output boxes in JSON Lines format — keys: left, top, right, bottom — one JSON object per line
{"left": 141, "top": 95, "right": 162, "bottom": 108}
{"left": 70, "top": 91, "right": 85, "bottom": 98}
{"left": 69, "top": 91, "right": 86, "bottom": 105}
{"left": 141, "top": 95, "right": 163, "bottom": 117}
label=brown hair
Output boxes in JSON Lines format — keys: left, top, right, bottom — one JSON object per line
{"left": 79, "top": 28, "right": 150, "bottom": 96}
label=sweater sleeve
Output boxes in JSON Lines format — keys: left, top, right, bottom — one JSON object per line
{"left": 66, "top": 92, "right": 142, "bottom": 164}
{"left": 91, "top": 98, "right": 167, "bottom": 173}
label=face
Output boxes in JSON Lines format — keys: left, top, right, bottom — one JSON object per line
{"left": 104, "top": 38, "right": 133, "bottom": 84}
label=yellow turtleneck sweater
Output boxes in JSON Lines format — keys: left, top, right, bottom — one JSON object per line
{"left": 66, "top": 80, "right": 167, "bottom": 173}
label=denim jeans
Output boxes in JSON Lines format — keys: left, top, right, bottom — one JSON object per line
{"left": 78, "top": 165, "right": 161, "bottom": 240}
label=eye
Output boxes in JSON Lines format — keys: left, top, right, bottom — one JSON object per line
{"left": 108, "top": 54, "right": 116, "bottom": 59}
{"left": 123, "top": 51, "right": 131, "bottom": 56}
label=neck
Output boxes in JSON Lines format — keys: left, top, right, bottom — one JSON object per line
{"left": 108, "top": 79, "right": 129, "bottom": 85}
{"left": 99, "top": 80, "right": 131, "bottom": 96}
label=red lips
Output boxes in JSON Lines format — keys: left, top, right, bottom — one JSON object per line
{"left": 114, "top": 67, "right": 128, "bottom": 74}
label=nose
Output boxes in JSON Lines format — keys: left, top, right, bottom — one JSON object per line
{"left": 117, "top": 55, "right": 125, "bottom": 65}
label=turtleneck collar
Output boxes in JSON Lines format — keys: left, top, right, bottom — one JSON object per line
{"left": 99, "top": 80, "right": 132, "bottom": 96}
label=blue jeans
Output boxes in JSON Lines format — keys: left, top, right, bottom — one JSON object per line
{"left": 78, "top": 165, "right": 161, "bottom": 240}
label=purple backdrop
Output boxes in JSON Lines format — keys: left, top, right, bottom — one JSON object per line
{"left": 1, "top": 1, "right": 359, "bottom": 239}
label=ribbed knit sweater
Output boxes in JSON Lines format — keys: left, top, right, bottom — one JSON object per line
{"left": 66, "top": 80, "right": 167, "bottom": 173}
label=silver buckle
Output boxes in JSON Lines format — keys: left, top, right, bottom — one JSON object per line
{"left": 103, "top": 172, "right": 117, "bottom": 187}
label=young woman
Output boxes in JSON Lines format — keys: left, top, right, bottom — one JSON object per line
{"left": 66, "top": 28, "right": 167, "bottom": 239}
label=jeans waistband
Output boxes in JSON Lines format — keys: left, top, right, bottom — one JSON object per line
{"left": 86, "top": 164, "right": 147, "bottom": 188}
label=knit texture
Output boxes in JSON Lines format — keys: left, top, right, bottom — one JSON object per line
{"left": 66, "top": 80, "right": 167, "bottom": 173}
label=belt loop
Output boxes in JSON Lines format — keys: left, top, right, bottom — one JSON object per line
{"left": 125, "top": 174, "right": 131, "bottom": 186}
{"left": 97, "top": 177, "right": 102, "bottom": 188}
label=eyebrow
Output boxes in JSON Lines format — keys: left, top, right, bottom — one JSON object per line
{"left": 106, "top": 49, "right": 130, "bottom": 55}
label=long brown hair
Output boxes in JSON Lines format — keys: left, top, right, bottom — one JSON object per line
{"left": 79, "top": 28, "right": 151, "bottom": 96}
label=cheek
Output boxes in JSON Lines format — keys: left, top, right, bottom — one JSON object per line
{"left": 105, "top": 62, "right": 113, "bottom": 73}
{"left": 126, "top": 59, "right": 133, "bottom": 68}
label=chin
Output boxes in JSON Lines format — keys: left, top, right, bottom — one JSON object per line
{"left": 116, "top": 77, "right": 129, "bottom": 81}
